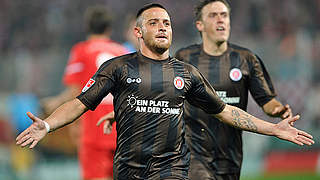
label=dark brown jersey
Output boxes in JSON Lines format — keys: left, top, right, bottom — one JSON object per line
{"left": 175, "top": 43, "right": 276, "bottom": 175}
{"left": 77, "top": 51, "right": 225, "bottom": 179}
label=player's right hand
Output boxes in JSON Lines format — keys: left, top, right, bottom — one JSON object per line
{"left": 97, "top": 111, "right": 115, "bottom": 134}
{"left": 16, "top": 112, "right": 48, "bottom": 148}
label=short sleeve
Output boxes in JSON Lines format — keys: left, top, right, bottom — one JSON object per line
{"left": 248, "top": 54, "right": 276, "bottom": 106}
{"left": 185, "top": 65, "right": 226, "bottom": 114}
{"left": 77, "top": 59, "right": 119, "bottom": 110}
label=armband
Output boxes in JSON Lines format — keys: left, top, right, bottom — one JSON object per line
{"left": 43, "top": 121, "right": 50, "bottom": 133}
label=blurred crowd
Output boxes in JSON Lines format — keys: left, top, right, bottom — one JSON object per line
{"left": 0, "top": 0, "right": 320, "bottom": 179}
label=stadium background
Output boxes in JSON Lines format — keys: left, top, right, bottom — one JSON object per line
{"left": 0, "top": 0, "right": 319, "bottom": 179}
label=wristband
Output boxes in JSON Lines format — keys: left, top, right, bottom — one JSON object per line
{"left": 43, "top": 121, "right": 50, "bottom": 133}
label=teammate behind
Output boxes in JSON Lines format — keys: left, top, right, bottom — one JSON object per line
{"left": 122, "top": 14, "right": 139, "bottom": 53}
{"left": 41, "top": 6, "right": 128, "bottom": 180}
{"left": 175, "top": 0, "right": 293, "bottom": 179}
{"left": 17, "top": 3, "right": 314, "bottom": 180}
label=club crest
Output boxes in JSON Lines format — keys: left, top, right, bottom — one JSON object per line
{"left": 174, "top": 76, "right": 184, "bottom": 89}
{"left": 229, "top": 68, "right": 242, "bottom": 81}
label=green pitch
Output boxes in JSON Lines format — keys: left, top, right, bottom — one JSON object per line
{"left": 242, "top": 173, "right": 320, "bottom": 180}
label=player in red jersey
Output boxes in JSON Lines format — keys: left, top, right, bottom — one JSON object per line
{"left": 41, "top": 6, "right": 128, "bottom": 180}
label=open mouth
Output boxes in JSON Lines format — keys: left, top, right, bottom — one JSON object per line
{"left": 156, "top": 34, "right": 168, "bottom": 40}
{"left": 216, "top": 26, "right": 225, "bottom": 31}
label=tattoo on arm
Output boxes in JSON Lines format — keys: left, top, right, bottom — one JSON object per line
{"left": 231, "top": 109, "right": 258, "bottom": 132}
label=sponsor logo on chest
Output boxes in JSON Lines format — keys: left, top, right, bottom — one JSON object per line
{"left": 216, "top": 91, "right": 240, "bottom": 104}
{"left": 127, "top": 94, "right": 180, "bottom": 115}
{"left": 126, "top": 77, "right": 142, "bottom": 84}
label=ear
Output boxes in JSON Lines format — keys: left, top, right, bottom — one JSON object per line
{"left": 196, "top": 20, "right": 204, "bottom": 32}
{"left": 134, "top": 26, "right": 143, "bottom": 38}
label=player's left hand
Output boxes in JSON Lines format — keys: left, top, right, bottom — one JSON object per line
{"left": 272, "top": 104, "right": 293, "bottom": 120}
{"left": 274, "top": 115, "right": 314, "bottom": 146}
{"left": 97, "top": 111, "right": 115, "bottom": 134}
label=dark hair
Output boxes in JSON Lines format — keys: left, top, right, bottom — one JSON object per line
{"left": 136, "top": 3, "right": 167, "bottom": 19}
{"left": 124, "top": 14, "right": 136, "bottom": 31}
{"left": 194, "top": 0, "right": 231, "bottom": 21}
{"left": 84, "top": 6, "right": 112, "bottom": 34}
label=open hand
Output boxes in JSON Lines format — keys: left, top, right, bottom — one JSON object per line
{"left": 275, "top": 115, "right": 314, "bottom": 146}
{"left": 16, "top": 112, "right": 48, "bottom": 148}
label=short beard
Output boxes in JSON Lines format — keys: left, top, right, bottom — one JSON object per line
{"left": 151, "top": 44, "right": 169, "bottom": 54}
{"left": 216, "top": 40, "right": 225, "bottom": 47}
{"left": 145, "top": 38, "right": 170, "bottom": 55}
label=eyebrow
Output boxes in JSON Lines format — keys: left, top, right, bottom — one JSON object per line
{"left": 147, "top": 18, "right": 170, "bottom": 22}
{"left": 209, "top": 11, "right": 228, "bottom": 14}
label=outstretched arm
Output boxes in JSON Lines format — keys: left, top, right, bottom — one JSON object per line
{"left": 16, "top": 98, "right": 88, "bottom": 148}
{"left": 215, "top": 104, "right": 314, "bottom": 146}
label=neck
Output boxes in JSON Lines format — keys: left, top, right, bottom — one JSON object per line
{"left": 202, "top": 37, "right": 228, "bottom": 56}
{"left": 87, "top": 34, "right": 109, "bottom": 40}
{"left": 139, "top": 44, "right": 169, "bottom": 60}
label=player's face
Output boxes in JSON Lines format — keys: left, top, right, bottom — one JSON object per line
{"left": 138, "top": 8, "right": 172, "bottom": 54}
{"left": 197, "top": 1, "right": 230, "bottom": 44}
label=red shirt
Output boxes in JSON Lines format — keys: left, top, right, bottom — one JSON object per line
{"left": 63, "top": 38, "right": 128, "bottom": 148}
